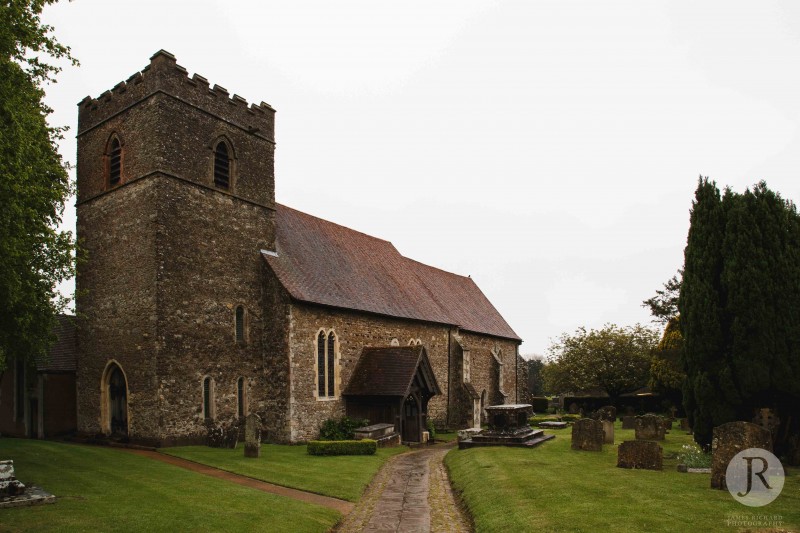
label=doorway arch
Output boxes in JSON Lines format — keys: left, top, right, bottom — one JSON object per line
{"left": 101, "top": 361, "right": 129, "bottom": 436}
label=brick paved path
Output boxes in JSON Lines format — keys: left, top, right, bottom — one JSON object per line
{"left": 336, "top": 442, "right": 471, "bottom": 533}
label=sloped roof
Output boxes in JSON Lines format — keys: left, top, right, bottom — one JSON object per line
{"left": 343, "top": 346, "right": 441, "bottom": 397}
{"left": 263, "top": 204, "right": 521, "bottom": 341}
{"left": 37, "top": 314, "right": 77, "bottom": 372}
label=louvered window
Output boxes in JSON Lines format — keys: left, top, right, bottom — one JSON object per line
{"left": 214, "top": 142, "right": 230, "bottom": 189}
{"left": 109, "top": 137, "right": 121, "bottom": 186}
{"left": 235, "top": 306, "right": 245, "bottom": 343}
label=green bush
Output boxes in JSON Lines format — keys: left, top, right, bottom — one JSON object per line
{"left": 426, "top": 418, "right": 436, "bottom": 441}
{"left": 307, "top": 440, "right": 377, "bottom": 456}
{"left": 560, "top": 414, "right": 581, "bottom": 422}
{"left": 318, "top": 416, "right": 369, "bottom": 441}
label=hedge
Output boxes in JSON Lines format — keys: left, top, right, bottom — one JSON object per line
{"left": 529, "top": 396, "right": 549, "bottom": 413}
{"left": 307, "top": 439, "right": 377, "bottom": 456}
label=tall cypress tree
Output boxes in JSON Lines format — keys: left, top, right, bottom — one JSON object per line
{"left": 680, "top": 179, "right": 800, "bottom": 454}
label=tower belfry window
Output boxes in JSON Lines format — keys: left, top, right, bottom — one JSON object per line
{"left": 109, "top": 137, "right": 121, "bottom": 186}
{"left": 214, "top": 141, "right": 230, "bottom": 189}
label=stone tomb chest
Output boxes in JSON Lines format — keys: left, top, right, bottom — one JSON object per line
{"left": 459, "top": 404, "right": 554, "bottom": 449}
{"left": 353, "top": 423, "right": 401, "bottom": 447}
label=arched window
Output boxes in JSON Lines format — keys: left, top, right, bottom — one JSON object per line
{"left": 203, "top": 376, "right": 215, "bottom": 420}
{"left": 213, "top": 141, "right": 230, "bottom": 189}
{"left": 235, "top": 305, "right": 245, "bottom": 344}
{"left": 316, "top": 329, "right": 338, "bottom": 399}
{"left": 237, "top": 377, "right": 247, "bottom": 418}
{"left": 107, "top": 135, "right": 122, "bottom": 187}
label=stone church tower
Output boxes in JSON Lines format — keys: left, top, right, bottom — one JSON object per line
{"left": 75, "top": 51, "right": 276, "bottom": 444}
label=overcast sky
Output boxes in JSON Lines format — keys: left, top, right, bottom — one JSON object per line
{"left": 43, "top": 0, "right": 800, "bottom": 357}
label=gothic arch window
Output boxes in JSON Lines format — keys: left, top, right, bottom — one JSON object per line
{"left": 315, "top": 329, "right": 338, "bottom": 399}
{"left": 100, "top": 360, "right": 128, "bottom": 436}
{"left": 235, "top": 305, "right": 246, "bottom": 344}
{"left": 202, "top": 376, "right": 215, "bottom": 420}
{"left": 408, "top": 338, "right": 422, "bottom": 346}
{"left": 106, "top": 134, "right": 123, "bottom": 187}
{"left": 213, "top": 139, "right": 233, "bottom": 190}
{"left": 237, "top": 377, "right": 247, "bottom": 418}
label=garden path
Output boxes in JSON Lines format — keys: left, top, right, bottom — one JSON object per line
{"left": 335, "top": 441, "right": 471, "bottom": 533}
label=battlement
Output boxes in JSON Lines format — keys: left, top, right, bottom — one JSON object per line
{"left": 77, "top": 50, "right": 275, "bottom": 141}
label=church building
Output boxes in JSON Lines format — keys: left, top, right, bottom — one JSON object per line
{"left": 75, "top": 51, "right": 524, "bottom": 445}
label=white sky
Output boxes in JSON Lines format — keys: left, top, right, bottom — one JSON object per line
{"left": 43, "top": 0, "right": 800, "bottom": 357}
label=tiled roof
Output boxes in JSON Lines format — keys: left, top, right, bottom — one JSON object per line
{"left": 37, "top": 314, "right": 77, "bottom": 372}
{"left": 343, "top": 346, "right": 441, "bottom": 397}
{"left": 263, "top": 204, "right": 521, "bottom": 341}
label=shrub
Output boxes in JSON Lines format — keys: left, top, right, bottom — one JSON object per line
{"left": 426, "top": 418, "right": 436, "bottom": 441}
{"left": 318, "top": 416, "right": 369, "bottom": 441}
{"left": 560, "top": 414, "right": 581, "bottom": 422}
{"left": 678, "top": 443, "right": 711, "bottom": 468}
{"left": 307, "top": 440, "right": 377, "bottom": 456}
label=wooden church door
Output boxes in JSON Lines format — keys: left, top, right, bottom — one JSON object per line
{"left": 402, "top": 395, "right": 420, "bottom": 442}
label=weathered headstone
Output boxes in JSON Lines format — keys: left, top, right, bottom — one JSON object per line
{"left": 752, "top": 408, "right": 780, "bottom": 438}
{"left": 622, "top": 416, "right": 636, "bottom": 430}
{"left": 568, "top": 402, "right": 579, "bottom": 415}
{"left": 244, "top": 413, "right": 262, "bottom": 458}
{"left": 711, "top": 421, "right": 773, "bottom": 490}
{"left": 206, "top": 421, "right": 239, "bottom": 449}
{"left": 571, "top": 418, "right": 604, "bottom": 451}
{"left": 0, "top": 461, "right": 26, "bottom": 497}
{"left": 597, "top": 405, "right": 617, "bottom": 422}
{"left": 617, "top": 441, "right": 663, "bottom": 470}
{"left": 660, "top": 418, "right": 672, "bottom": 433}
{"left": 635, "top": 415, "right": 665, "bottom": 441}
{"left": 602, "top": 419, "right": 614, "bottom": 444}
{"left": 680, "top": 418, "right": 691, "bottom": 431}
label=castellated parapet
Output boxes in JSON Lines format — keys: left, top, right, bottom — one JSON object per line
{"left": 78, "top": 50, "right": 274, "bottom": 142}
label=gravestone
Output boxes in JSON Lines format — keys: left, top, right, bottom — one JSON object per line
{"left": 680, "top": 418, "right": 691, "bottom": 431}
{"left": 244, "top": 413, "right": 261, "bottom": 458}
{"left": 571, "top": 418, "right": 604, "bottom": 451}
{"left": 617, "top": 440, "right": 663, "bottom": 470}
{"left": 568, "top": 402, "right": 579, "bottom": 415}
{"left": 661, "top": 418, "right": 672, "bottom": 433}
{"left": 596, "top": 405, "right": 617, "bottom": 422}
{"left": 710, "top": 421, "right": 773, "bottom": 490}
{"left": 602, "top": 419, "right": 614, "bottom": 444}
{"left": 622, "top": 416, "right": 636, "bottom": 430}
{"left": 635, "top": 415, "right": 665, "bottom": 441}
{"left": 752, "top": 408, "right": 780, "bottom": 438}
{"left": 0, "top": 461, "right": 25, "bottom": 497}
{"left": 206, "top": 421, "right": 239, "bottom": 449}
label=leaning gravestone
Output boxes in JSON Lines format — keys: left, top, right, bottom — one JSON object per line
{"left": 597, "top": 405, "right": 617, "bottom": 422}
{"left": 571, "top": 418, "right": 604, "bottom": 451}
{"left": 711, "top": 421, "right": 773, "bottom": 490}
{"left": 244, "top": 413, "right": 262, "bottom": 458}
{"left": 622, "top": 416, "right": 636, "bottom": 430}
{"left": 635, "top": 415, "right": 665, "bottom": 441}
{"left": 617, "top": 441, "right": 663, "bottom": 470}
{"left": 602, "top": 420, "right": 614, "bottom": 444}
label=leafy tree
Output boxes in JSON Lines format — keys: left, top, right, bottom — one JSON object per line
{"left": 544, "top": 324, "right": 658, "bottom": 400}
{"left": 642, "top": 273, "right": 681, "bottom": 325}
{"left": 526, "top": 358, "right": 544, "bottom": 397}
{"left": 649, "top": 316, "right": 685, "bottom": 409}
{"left": 0, "top": 1, "right": 77, "bottom": 371}
{"left": 680, "top": 178, "right": 800, "bottom": 452}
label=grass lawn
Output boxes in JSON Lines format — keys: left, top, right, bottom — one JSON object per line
{"left": 446, "top": 422, "right": 800, "bottom": 533}
{"left": 435, "top": 431, "right": 459, "bottom": 443}
{"left": 164, "top": 443, "right": 408, "bottom": 502}
{"left": 0, "top": 439, "right": 340, "bottom": 533}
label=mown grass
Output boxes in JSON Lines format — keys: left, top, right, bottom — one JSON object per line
{"left": 0, "top": 438, "right": 340, "bottom": 533}
{"left": 164, "top": 442, "right": 408, "bottom": 502}
{"left": 445, "top": 422, "right": 800, "bottom": 533}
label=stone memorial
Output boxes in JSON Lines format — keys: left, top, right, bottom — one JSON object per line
{"left": 680, "top": 418, "right": 691, "bottom": 431}
{"left": 710, "top": 421, "right": 773, "bottom": 490}
{"left": 622, "top": 416, "right": 636, "bottom": 430}
{"left": 0, "top": 461, "right": 25, "bottom": 497}
{"left": 635, "top": 415, "right": 665, "bottom": 441}
{"left": 571, "top": 418, "right": 604, "bottom": 451}
{"left": 596, "top": 405, "right": 617, "bottom": 422}
{"left": 244, "top": 413, "right": 262, "bottom": 458}
{"left": 617, "top": 441, "right": 663, "bottom": 470}
{"left": 661, "top": 418, "right": 672, "bottom": 433}
{"left": 206, "top": 421, "right": 239, "bottom": 449}
{"left": 354, "top": 423, "right": 401, "bottom": 447}
{"left": 459, "top": 404, "right": 554, "bottom": 449}
{"left": 602, "top": 419, "right": 614, "bottom": 444}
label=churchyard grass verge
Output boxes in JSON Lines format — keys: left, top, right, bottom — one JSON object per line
{"left": 165, "top": 442, "right": 408, "bottom": 502}
{"left": 0, "top": 439, "right": 339, "bottom": 532}
{"left": 445, "top": 421, "right": 800, "bottom": 532}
